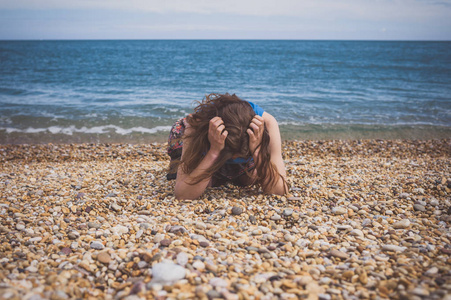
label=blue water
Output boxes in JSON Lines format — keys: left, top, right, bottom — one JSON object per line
{"left": 0, "top": 40, "right": 450, "bottom": 143}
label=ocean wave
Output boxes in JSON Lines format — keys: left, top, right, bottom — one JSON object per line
{"left": 0, "top": 125, "right": 172, "bottom": 135}
{"left": 278, "top": 121, "right": 451, "bottom": 127}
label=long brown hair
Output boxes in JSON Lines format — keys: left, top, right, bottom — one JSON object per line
{"left": 180, "top": 93, "right": 284, "bottom": 192}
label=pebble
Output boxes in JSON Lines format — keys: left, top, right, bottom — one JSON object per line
{"left": 332, "top": 207, "right": 347, "bottom": 215}
{"left": 330, "top": 249, "right": 349, "bottom": 259}
{"left": 425, "top": 267, "right": 438, "bottom": 275}
{"left": 413, "top": 204, "right": 426, "bottom": 212}
{"left": 111, "top": 225, "right": 129, "bottom": 235}
{"left": 199, "top": 241, "right": 209, "bottom": 248}
{"left": 97, "top": 252, "right": 111, "bottom": 264}
{"left": 393, "top": 219, "right": 410, "bottom": 229}
{"left": 271, "top": 213, "right": 281, "bottom": 221}
{"left": 151, "top": 263, "right": 186, "bottom": 284}
{"left": 231, "top": 206, "right": 243, "bottom": 215}
{"left": 90, "top": 241, "right": 105, "bottom": 250}
{"left": 87, "top": 222, "right": 101, "bottom": 229}
{"left": 412, "top": 287, "right": 430, "bottom": 297}
{"left": 192, "top": 260, "right": 205, "bottom": 270}
{"left": 160, "top": 239, "right": 171, "bottom": 247}
{"left": 350, "top": 229, "right": 364, "bottom": 238}
{"left": 111, "top": 203, "right": 122, "bottom": 212}
{"left": 209, "top": 277, "right": 228, "bottom": 288}
{"left": 283, "top": 208, "right": 293, "bottom": 216}
{"left": 1, "top": 141, "right": 449, "bottom": 300}
{"left": 382, "top": 244, "right": 406, "bottom": 252}
{"left": 176, "top": 252, "right": 188, "bottom": 266}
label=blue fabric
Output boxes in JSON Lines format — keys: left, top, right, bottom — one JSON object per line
{"left": 248, "top": 101, "right": 264, "bottom": 117}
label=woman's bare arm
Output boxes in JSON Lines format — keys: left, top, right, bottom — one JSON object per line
{"left": 247, "top": 113, "right": 287, "bottom": 195}
{"left": 262, "top": 112, "right": 287, "bottom": 194}
{"left": 174, "top": 117, "right": 227, "bottom": 200}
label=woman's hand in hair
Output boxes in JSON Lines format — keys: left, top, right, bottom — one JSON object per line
{"left": 208, "top": 117, "right": 228, "bottom": 156}
{"left": 247, "top": 115, "right": 265, "bottom": 157}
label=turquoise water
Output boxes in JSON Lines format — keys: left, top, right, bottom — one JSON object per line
{"left": 0, "top": 40, "right": 450, "bottom": 143}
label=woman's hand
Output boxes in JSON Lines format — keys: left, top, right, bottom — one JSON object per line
{"left": 247, "top": 115, "right": 265, "bottom": 156}
{"left": 208, "top": 117, "right": 228, "bottom": 155}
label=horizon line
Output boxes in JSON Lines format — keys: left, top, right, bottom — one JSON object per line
{"left": 1, "top": 38, "right": 451, "bottom": 42}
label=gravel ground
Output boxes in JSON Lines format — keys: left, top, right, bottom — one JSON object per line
{"left": 0, "top": 140, "right": 450, "bottom": 300}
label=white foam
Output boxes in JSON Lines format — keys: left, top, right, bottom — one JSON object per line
{"left": 0, "top": 125, "right": 172, "bottom": 136}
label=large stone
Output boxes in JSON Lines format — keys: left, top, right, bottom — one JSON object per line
{"left": 382, "top": 244, "right": 406, "bottom": 252}
{"left": 231, "top": 207, "right": 243, "bottom": 215}
{"left": 90, "top": 241, "right": 105, "bottom": 250}
{"left": 97, "top": 252, "right": 111, "bottom": 264}
{"left": 151, "top": 263, "right": 186, "bottom": 284}
{"left": 393, "top": 219, "right": 410, "bottom": 229}
{"left": 332, "top": 207, "right": 347, "bottom": 215}
{"left": 330, "top": 249, "right": 349, "bottom": 260}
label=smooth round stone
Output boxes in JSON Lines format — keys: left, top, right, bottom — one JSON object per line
{"left": 330, "top": 249, "right": 349, "bottom": 260}
{"left": 252, "top": 229, "right": 262, "bottom": 235}
{"left": 68, "top": 231, "right": 80, "bottom": 240}
{"left": 97, "top": 252, "right": 111, "bottom": 264}
{"left": 349, "top": 205, "right": 359, "bottom": 212}
{"left": 29, "top": 237, "right": 42, "bottom": 243}
{"left": 160, "top": 239, "right": 171, "bottom": 247}
{"left": 90, "top": 241, "right": 105, "bottom": 250}
{"left": 350, "top": 229, "right": 364, "bottom": 238}
{"left": 88, "top": 222, "right": 101, "bottom": 229}
{"left": 111, "top": 203, "right": 122, "bottom": 212}
{"left": 430, "top": 199, "right": 440, "bottom": 206}
{"left": 193, "top": 260, "right": 205, "bottom": 270}
{"left": 332, "top": 207, "right": 347, "bottom": 215}
{"left": 231, "top": 207, "right": 243, "bottom": 215}
{"left": 413, "top": 204, "right": 426, "bottom": 212}
{"left": 271, "top": 214, "right": 281, "bottom": 221}
{"left": 139, "top": 223, "right": 151, "bottom": 230}
{"left": 362, "top": 219, "right": 372, "bottom": 227}
{"left": 399, "top": 193, "right": 410, "bottom": 199}
{"left": 209, "top": 277, "right": 228, "bottom": 288}
{"left": 112, "top": 225, "right": 129, "bottom": 235}
{"left": 382, "top": 244, "right": 406, "bottom": 252}
{"left": 176, "top": 252, "right": 188, "bottom": 266}
{"left": 336, "top": 225, "right": 352, "bottom": 231}
{"left": 425, "top": 267, "right": 438, "bottom": 276}
{"left": 319, "top": 277, "right": 332, "bottom": 285}
{"left": 207, "top": 290, "right": 222, "bottom": 299}
{"left": 393, "top": 219, "right": 410, "bottom": 229}
{"left": 195, "top": 222, "right": 207, "bottom": 230}
{"left": 283, "top": 208, "right": 293, "bottom": 216}
{"left": 151, "top": 263, "right": 186, "bottom": 284}
{"left": 16, "top": 224, "right": 25, "bottom": 231}
{"left": 60, "top": 247, "right": 72, "bottom": 255}
{"left": 412, "top": 288, "right": 430, "bottom": 296}
{"left": 199, "top": 241, "right": 209, "bottom": 248}
{"left": 249, "top": 215, "right": 257, "bottom": 224}
{"left": 284, "top": 234, "right": 295, "bottom": 242}
{"left": 137, "top": 261, "right": 148, "bottom": 269}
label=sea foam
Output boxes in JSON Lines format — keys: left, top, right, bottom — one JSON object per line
{"left": 1, "top": 125, "right": 172, "bottom": 135}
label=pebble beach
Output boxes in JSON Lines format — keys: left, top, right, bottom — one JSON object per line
{"left": 0, "top": 139, "right": 450, "bottom": 300}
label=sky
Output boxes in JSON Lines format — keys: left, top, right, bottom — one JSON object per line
{"left": 0, "top": 0, "right": 450, "bottom": 40}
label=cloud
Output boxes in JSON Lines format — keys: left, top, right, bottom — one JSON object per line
{"left": 0, "top": 0, "right": 450, "bottom": 19}
{"left": 0, "top": 0, "right": 450, "bottom": 40}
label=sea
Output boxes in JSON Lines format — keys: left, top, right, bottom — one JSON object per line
{"left": 0, "top": 40, "right": 450, "bottom": 144}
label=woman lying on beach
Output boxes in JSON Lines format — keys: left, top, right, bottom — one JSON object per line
{"left": 167, "top": 93, "right": 287, "bottom": 200}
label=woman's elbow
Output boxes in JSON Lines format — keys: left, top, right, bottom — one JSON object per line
{"left": 174, "top": 184, "right": 199, "bottom": 200}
